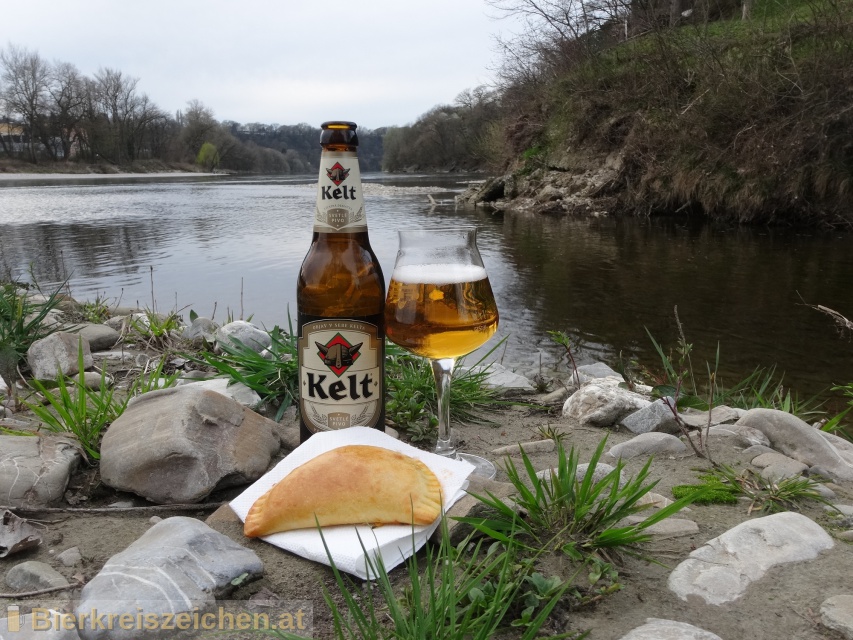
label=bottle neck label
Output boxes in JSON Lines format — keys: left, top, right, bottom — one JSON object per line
{"left": 314, "top": 150, "right": 367, "bottom": 233}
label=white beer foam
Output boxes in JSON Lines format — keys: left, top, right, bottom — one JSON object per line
{"left": 392, "top": 264, "right": 487, "bottom": 285}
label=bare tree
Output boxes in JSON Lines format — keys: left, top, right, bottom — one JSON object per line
{"left": 0, "top": 45, "right": 49, "bottom": 162}
{"left": 85, "top": 67, "right": 164, "bottom": 163}
{"left": 0, "top": 72, "right": 10, "bottom": 156}
{"left": 43, "top": 61, "right": 86, "bottom": 160}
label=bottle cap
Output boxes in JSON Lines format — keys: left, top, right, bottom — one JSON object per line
{"left": 320, "top": 121, "right": 358, "bottom": 147}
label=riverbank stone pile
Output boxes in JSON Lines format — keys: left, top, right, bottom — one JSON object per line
{"left": 2, "top": 312, "right": 853, "bottom": 639}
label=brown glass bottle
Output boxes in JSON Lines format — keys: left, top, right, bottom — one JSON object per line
{"left": 297, "top": 121, "right": 385, "bottom": 442}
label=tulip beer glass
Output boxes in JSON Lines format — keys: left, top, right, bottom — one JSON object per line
{"left": 385, "top": 228, "right": 499, "bottom": 478}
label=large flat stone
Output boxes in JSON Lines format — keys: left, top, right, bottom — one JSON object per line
{"left": 735, "top": 408, "right": 853, "bottom": 481}
{"left": 100, "top": 387, "right": 279, "bottom": 504}
{"left": 26, "top": 332, "right": 93, "bottom": 380}
{"left": 0, "top": 435, "right": 81, "bottom": 507}
{"left": 668, "top": 511, "right": 833, "bottom": 605}
{"left": 563, "top": 381, "right": 650, "bottom": 428}
{"left": 76, "top": 517, "right": 263, "bottom": 640}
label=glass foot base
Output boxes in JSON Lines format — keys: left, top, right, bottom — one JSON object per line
{"left": 457, "top": 452, "right": 497, "bottom": 480}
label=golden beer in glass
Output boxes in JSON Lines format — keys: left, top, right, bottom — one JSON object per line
{"left": 384, "top": 229, "right": 500, "bottom": 478}
{"left": 386, "top": 265, "right": 498, "bottom": 359}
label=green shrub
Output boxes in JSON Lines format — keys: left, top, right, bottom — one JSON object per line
{"left": 26, "top": 344, "right": 177, "bottom": 461}
{"left": 459, "top": 437, "right": 697, "bottom": 563}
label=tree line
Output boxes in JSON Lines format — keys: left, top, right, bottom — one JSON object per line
{"left": 0, "top": 45, "right": 384, "bottom": 173}
{"left": 398, "top": 0, "right": 851, "bottom": 223}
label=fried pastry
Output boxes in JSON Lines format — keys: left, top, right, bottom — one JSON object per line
{"left": 244, "top": 445, "right": 442, "bottom": 537}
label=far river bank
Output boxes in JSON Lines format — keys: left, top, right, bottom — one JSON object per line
{"left": 2, "top": 172, "right": 853, "bottom": 407}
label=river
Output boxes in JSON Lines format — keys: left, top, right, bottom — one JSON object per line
{"left": 1, "top": 172, "right": 852, "bottom": 403}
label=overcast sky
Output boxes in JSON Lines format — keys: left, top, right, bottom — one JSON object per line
{"left": 3, "top": 0, "right": 524, "bottom": 130}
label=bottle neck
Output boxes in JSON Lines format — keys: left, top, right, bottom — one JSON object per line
{"left": 313, "top": 149, "right": 367, "bottom": 234}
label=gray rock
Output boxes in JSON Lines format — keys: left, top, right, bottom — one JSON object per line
{"left": 100, "top": 386, "right": 279, "bottom": 503}
{"left": 809, "top": 464, "right": 852, "bottom": 483}
{"left": 75, "top": 517, "right": 263, "bottom": 640}
{"left": 679, "top": 405, "right": 741, "bottom": 428}
{"left": 181, "top": 316, "right": 220, "bottom": 344}
{"left": 563, "top": 380, "right": 650, "bottom": 428}
{"left": 26, "top": 332, "right": 93, "bottom": 380}
{"left": 56, "top": 546, "right": 82, "bottom": 567}
{"left": 174, "top": 370, "right": 211, "bottom": 385}
{"left": 668, "top": 511, "right": 834, "bottom": 605}
{"left": 458, "top": 362, "right": 534, "bottom": 392}
{"left": 838, "top": 530, "right": 853, "bottom": 541}
{"left": 750, "top": 452, "right": 808, "bottom": 482}
{"left": 576, "top": 362, "right": 621, "bottom": 383}
{"left": 618, "top": 618, "right": 722, "bottom": 640}
{"left": 493, "top": 440, "right": 556, "bottom": 456}
{"left": 26, "top": 308, "right": 64, "bottom": 331}
{"left": 607, "top": 432, "right": 688, "bottom": 460}
{"left": 821, "top": 594, "right": 853, "bottom": 639}
{"left": 620, "top": 398, "right": 680, "bottom": 434}
{"left": 91, "top": 349, "right": 141, "bottom": 365}
{"left": 104, "top": 315, "right": 128, "bottom": 331}
{"left": 706, "top": 425, "right": 770, "bottom": 447}
{"left": 273, "top": 413, "right": 300, "bottom": 451}
{"left": 0, "top": 435, "right": 81, "bottom": 507}
{"left": 735, "top": 408, "right": 853, "bottom": 481}
{"left": 536, "top": 184, "right": 564, "bottom": 202}
{"left": 111, "top": 306, "right": 143, "bottom": 317}
{"left": 73, "top": 370, "right": 112, "bottom": 390}
{"left": 215, "top": 320, "right": 271, "bottom": 353}
{"left": 826, "top": 504, "right": 853, "bottom": 517}
{"left": 5, "top": 560, "right": 69, "bottom": 591}
{"left": 65, "top": 323, "right": 120, "bottom": 351}
{"left": 741, "top": 444, "right": 777, "bottom": 457}
{"left": 179, "top": 377, "right": 262, "bottom": 409}
{"left": 810, "top": 482, "right": 836, "bottom": 499}
{"left": 819, "top": 430, "right": 853, "bottom": 466}
{"left": 537, "top": 386, "right": 572, "bottom": 404}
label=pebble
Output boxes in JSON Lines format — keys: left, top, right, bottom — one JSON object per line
{"left": 618, "top": 618, "right": 722, "bottom": 639}
{"left": 821, "top": 594, "right": 853, "bottom": 639}
{"left": 5, "top": 560, "right": 70, "bottom": 591}
{"left": 56, "top": 547, "right": 82, "bottom": 567}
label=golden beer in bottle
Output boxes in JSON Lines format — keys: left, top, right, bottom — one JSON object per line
{"left": 297, "top": 121, "right": 385, "bottom": 442}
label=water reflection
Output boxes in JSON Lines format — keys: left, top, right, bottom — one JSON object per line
{"left": 1, "top": 174, "right": 852, "bottom": 399}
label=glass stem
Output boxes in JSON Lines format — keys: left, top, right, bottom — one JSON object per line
{"left": 432, "top": 357, "right": 456, "bottom": 458}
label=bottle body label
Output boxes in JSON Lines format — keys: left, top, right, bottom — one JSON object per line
{"left": 314, "top": 151, "right": 366, "bottom": 233}
{"left": 298, "top": 316, "right": 383, "bottom": 435}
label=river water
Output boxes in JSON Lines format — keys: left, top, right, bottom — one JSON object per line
{"left": 1, "top": 173, "right": 852, "bottom": 401}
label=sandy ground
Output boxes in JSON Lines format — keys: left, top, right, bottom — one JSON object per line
{"left": 2, "top": 398, "right": 852, "bottom": 639}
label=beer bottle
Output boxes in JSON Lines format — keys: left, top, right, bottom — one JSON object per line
{"left": 297, "top": 121, "right": 385, "bottom": 442}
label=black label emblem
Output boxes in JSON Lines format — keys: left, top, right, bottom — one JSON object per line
{"left": 326, "top": 162, "right": 350, "bottom": 186}
{"left": 315, "top": 333, "right": 361, "bottom": 377}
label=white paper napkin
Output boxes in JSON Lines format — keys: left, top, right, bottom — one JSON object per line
{"left": 230, "top": 427, "right": 474, "bottom": 579}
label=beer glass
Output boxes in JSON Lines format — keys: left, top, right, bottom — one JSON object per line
{"left": 385, "top": 228, "right": 500, "bottom": 478}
